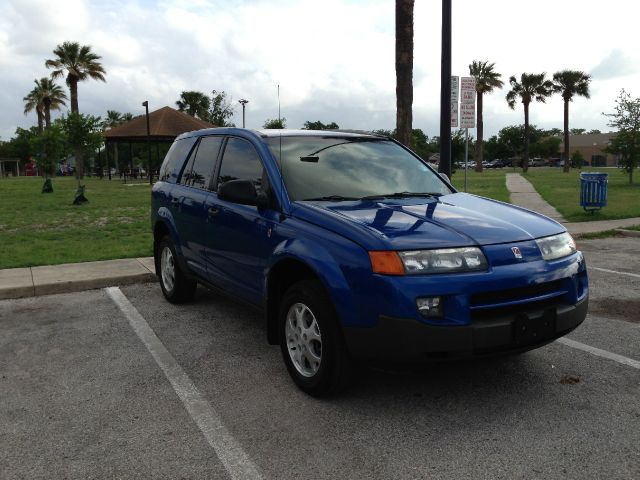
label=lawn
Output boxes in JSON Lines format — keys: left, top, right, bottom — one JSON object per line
{"left": 450, "top": 169, "right": 510, "bottom": 203}
{"left": 523, "top": 167, "right": 640, "bottom": 222}
{"left": 0, "top": 176, "right": 152, "bottom": 269}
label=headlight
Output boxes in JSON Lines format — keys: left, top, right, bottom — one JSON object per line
{"left": 536, "top": 232, "right": 576, "bottom": 260}
{"left": 398, "top": 247, "right": 488, "bottom": 274}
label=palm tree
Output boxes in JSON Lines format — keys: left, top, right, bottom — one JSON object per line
{"left": 45, "top": 41, "right": 106, "bottom": 114}
{"left": 34, "top": 78, "right": 67, "bottom": 128}
{"left": 552, "top": 70, "right": 591, "bottom": 173}
{"left": 45, "top": 41, "right": 106, "bottom": 179}
{"left": 506, "top": 73, "right": 553, "bottom": 172}
{"left": 395, "top": 0, "right": 414, "bottom": 147}
{"left": 469, "top": 61, "right": 503, "bottom": 172}
{"left": 176, "top": 91, "right": 211, "bottom": 120}
{"left": 23, "top": 88, "right": 44, "bottom": 134}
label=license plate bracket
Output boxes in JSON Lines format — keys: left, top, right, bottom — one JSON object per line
{"left": 514, "top": 310, "right": 556, "bottom": 345}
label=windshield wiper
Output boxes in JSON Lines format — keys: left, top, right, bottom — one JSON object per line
{"left": 302, "top": 195, "right": 360, "bottom": 202}
{"left": 360, "top": 192, "right": 440, "bottom": 200}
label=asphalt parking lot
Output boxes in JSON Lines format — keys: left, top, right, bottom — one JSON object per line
{"left": 1, "top": 237, "right": 639, "bottom": 479}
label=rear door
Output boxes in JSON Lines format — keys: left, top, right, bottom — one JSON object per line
{"left": 171, "top": 135, "right": 223, "bottom": 280}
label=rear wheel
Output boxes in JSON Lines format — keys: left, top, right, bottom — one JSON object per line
{"left": 157, "top": 236, "right": 196, "bottom": 303}
{"left": 279, "top": 280, "right": 353, "bottom": 396}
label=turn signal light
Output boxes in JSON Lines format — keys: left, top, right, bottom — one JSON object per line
{"left": 369, "top": 251, "right": 405, "bottom": 275}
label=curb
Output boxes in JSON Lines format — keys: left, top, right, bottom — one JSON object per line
{"left": 0, "top": 258, "right": 156, "bottom": 301}
{"left": 616, "top": 228, "right": 640, "bottom": 238}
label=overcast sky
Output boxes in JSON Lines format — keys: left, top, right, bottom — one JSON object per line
{"left": 1, "top": 0, "right": 639, "bottom": 142}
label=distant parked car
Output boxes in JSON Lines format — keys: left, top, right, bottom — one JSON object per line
{"left": 486, "top": 160, "right": 506, "bottom": 169}
{"left": 530, "top": 158, "right": 546, "bottom": 167}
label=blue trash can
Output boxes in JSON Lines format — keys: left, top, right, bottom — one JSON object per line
{"left": 580, "top": 172, "right": 608, "bottom": 212}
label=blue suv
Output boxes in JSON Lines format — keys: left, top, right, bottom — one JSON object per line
{"left": 151, "top": 128, "right": 588, "bottom": 395}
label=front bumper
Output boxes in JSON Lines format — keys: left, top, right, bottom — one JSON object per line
{"left": 343, "top": 295, "right": 588, "bottom": 362}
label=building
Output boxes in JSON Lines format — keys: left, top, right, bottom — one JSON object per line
{"left": 559, "top": 132, "right": 619, "bottom": 167}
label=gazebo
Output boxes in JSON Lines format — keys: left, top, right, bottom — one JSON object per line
{"left": 102, "top": 106, "right": 215, "bottom": 179}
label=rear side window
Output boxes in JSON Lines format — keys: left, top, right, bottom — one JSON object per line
{"left": 158, "top": 137, "right": 196, "bottom": 182}
{"left": 180, "top": 136, "right": 223, "bottom": 189}
{"left": 216, "top": 137, "right": 263, "bottom": 191}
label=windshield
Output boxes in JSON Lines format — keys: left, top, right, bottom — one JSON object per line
{"left": 265, "top": 136, "right": 452, "bottom": 201}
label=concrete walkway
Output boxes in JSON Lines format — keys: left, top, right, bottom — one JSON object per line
{"left": 505, "top": 173, "right": 640, "bottom": 235}
{"left": 506, "top": 173, "right": 567, "bottom": 223}
{"left": 0, "top": 257, "right": 155, "bottom": 300}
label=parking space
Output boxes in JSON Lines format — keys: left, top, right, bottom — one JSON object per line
{"left": 1, "top": 236, "right": 639, "bottom": 479}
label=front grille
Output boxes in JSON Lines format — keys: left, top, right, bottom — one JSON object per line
{"left": 470, "top": 296, "right": 565, "bottom": 322}
{"left": 469, "top": 279, "right": 568, "bottom": 323}
{"left": 470, "top": 280, "right": 565, "bottom": 307}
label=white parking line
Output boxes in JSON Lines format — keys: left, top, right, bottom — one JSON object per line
{"left": 590, "top": 266, "right": 640, "bottom": 279}
{"left": 556, "top": 337, "right": 640, "bottom": 369}
{"left": 105, "top": 287, "right": 263, "bottom": 480}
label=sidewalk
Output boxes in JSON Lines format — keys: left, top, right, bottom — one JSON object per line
{"left": 506, "top": 173, "right": 640, "bottom": 236}
{"left": 0, "top": 258, "right": 156, "bottom": 301}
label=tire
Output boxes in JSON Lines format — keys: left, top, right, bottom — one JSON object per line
{"left": 157, "top": 235, "right": 196, "bottom": 304}
{"left": 279, "top": 280, "right": 353, "bottom": 396}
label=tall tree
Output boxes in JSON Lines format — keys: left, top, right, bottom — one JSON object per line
{"left": 23, "top": 89, "right": 45, "bottom": 135}
{"left": 45, "top": 41, "right": 106, "bottom": 114}
{"left": 34, "top": 77, "right": 67, "bottom": 128}
{"left": 209, "top": 90, "right": 235, "bottom": 126}
{"left": 469, "top": 60, "right": 503, "bottom": 172}
{"left": 604, "top": 89, "right": 640, "bottom": 184}
{"left": 553, "top": 70, "right": 591, "bottom": 173}
{"left": 176, "top": 91, "right": 211, "bottom": 119}
{"left": 395, "top": 0, "right": 414, "bottom": 147}
{"left": 506, "top": 73, "right": 553, "bottom": 171}
{"left": 45, "top": 41, "right": 106, "bottom": 179}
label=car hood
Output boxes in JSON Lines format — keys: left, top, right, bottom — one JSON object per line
{"left": 291, "top": 193, "right": 565, "bottom": 250}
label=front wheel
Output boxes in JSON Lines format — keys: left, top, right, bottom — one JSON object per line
{"left": 279, "top": 280, "right": 353, "bottom": 396}
{"left": 157, "top": 236, "right": 196, "bottom": 303}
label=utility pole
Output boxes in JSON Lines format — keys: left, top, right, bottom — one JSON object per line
{"left": 238, "top": 99, "right": 249, "bottom": 128}
{"left": 439, "top": 0, "right": 452, "bottom": 178}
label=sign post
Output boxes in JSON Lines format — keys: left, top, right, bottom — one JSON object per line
{"left": 459, "top": 77, "right": 476, "bottom": 192}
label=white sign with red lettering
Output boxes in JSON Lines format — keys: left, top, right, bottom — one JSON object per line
{"left": 460, "top": 102, "right": 476, "bottom": 128}
{"left": 460, "top": 77, "right": 476, "bottom": 104}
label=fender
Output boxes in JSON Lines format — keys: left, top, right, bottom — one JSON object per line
{"left": 266, "top": 235, "right": 371, "bottom": 331}
{"left": 153, "top": 206, "right": 191, "bottom": 275}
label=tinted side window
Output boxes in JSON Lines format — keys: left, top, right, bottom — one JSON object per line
{"left": 180, "top": 136, "right": 223, "bottom": 189}
{"left": 216, "top": 137, "right": 263, "bottom": 191}
{"left": 159, "top": 137, "right": 196, "bottom": 182}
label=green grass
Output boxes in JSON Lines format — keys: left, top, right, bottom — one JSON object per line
{"left": 450, "top": 169, "right": 510, "bottom": 203}
{"left": 523, "top": 168, "right": 640, "bottom": 222}
{"left": 0, "top": 176, "right": 152, "bottom": 269}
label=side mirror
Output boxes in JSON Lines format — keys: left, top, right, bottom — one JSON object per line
{"left": 218, "top": 179, "right": 269, "bottom": 209}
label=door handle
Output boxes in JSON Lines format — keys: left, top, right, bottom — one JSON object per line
{"left": 208, "top": 206, "right": 219, "bottom": 216}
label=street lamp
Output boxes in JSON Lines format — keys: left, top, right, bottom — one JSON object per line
{"left": 238, "top": 99, "right": 249, "bottom": 128}
{"left": 142, "top": 100, "right": 151, "bottom": 184}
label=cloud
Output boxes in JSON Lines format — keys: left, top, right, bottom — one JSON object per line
{"left": 591, "top": 49, "right": 639, "bottom": 80}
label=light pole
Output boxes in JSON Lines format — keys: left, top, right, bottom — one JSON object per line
{"left": 238, "top": 99, "right": 249, "bottom": 128}
{"left": 142, "top": 100, "right": 151, "bottom": 184}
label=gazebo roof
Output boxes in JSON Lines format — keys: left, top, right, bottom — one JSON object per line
{"left": 104, "top": 106, "right": 216, "bottom": 141}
